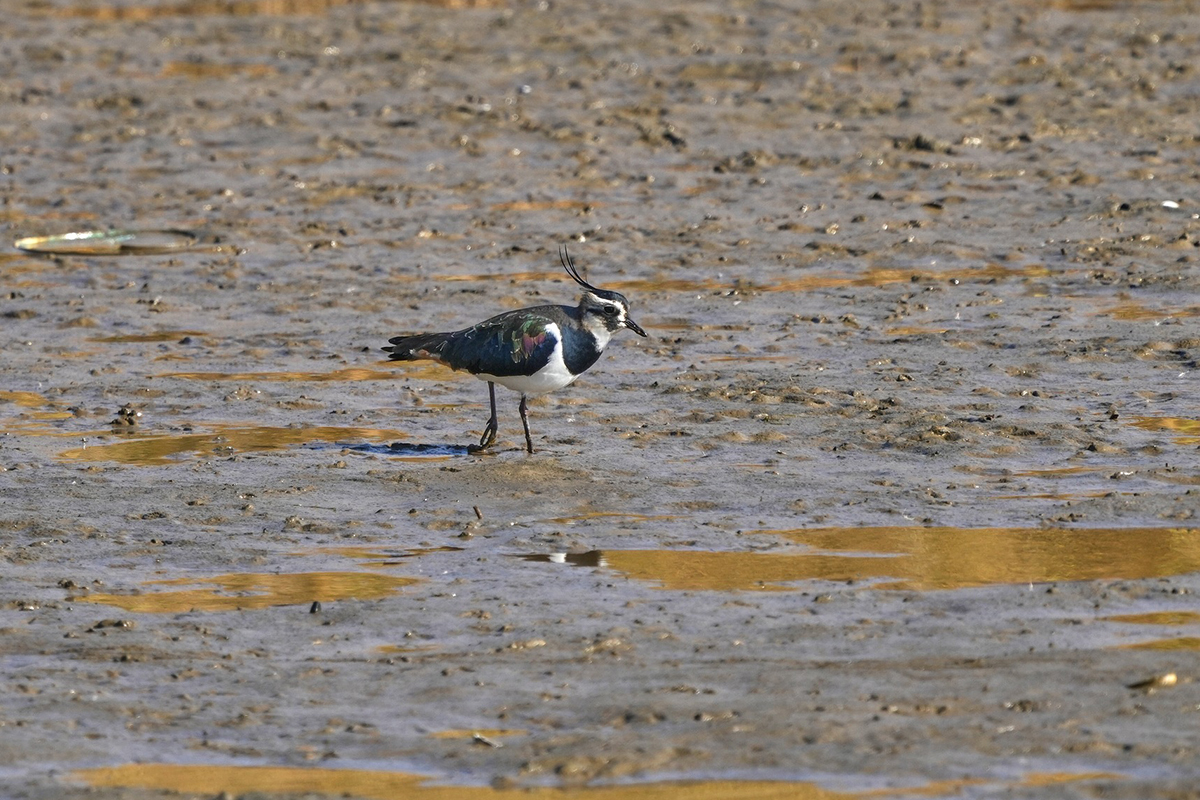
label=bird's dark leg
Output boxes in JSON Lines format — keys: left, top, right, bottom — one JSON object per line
{"left": 518, "top": 394, "right": 533, "bottom": 454}
{"left": 470, "top": 381, "right": 499, "bottom": 453}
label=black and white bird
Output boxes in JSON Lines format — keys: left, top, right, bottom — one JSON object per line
{"left": 383, "top": 249, "right": 647, "bottom": 453}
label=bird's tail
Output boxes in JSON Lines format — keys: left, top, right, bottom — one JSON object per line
{"left": 383, "top": 333, "right": 451, "bottom": 362}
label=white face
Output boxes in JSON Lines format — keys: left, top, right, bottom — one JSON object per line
{"left": 580, "top": 291, "right": 628, "bottom": 346}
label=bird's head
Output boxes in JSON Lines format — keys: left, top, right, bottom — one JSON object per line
{"left": 561, "top": 247, "right": 647, "bottom": 339}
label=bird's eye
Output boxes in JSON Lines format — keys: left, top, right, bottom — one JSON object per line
{"left": 603, "top": 305, "right": 618, "bottom": 316}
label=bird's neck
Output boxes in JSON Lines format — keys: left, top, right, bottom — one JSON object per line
{"left": 574, "top": 305, "right": 614, "bottom": 351}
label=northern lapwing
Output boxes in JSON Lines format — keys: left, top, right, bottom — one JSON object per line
{"left": 383, "top": 248, "right": 647, "bottom": 453}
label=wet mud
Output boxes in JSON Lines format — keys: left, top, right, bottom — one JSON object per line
{"left": 3, "top": 0, "right": 1200, "bottom": 798}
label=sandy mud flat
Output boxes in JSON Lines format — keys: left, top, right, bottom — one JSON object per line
{"left": 2, "top": 0, "right": 1200, "bottom": 797}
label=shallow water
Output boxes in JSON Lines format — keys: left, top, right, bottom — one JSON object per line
{"left": 78, "top": 570, "right": 418, "bottom": 613}
{"left": 72, "top": 762, "right": 1127, "bottom": 800}
{"left": 4, "top": 0, "right": 1200, "bottom": 797}
{"left": 519, "top": 526, "right": 1200, "bottom": 592}
{"left": 57, "top": 424, "right": 406, "bottom": 464}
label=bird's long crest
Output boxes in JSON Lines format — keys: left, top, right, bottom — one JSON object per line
{"left": 560, "top": 246, "right": 601, "bottom": 294}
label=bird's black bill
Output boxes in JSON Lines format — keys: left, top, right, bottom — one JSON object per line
{"left": 624, "top": 317, "right": 647, "bottom": 337}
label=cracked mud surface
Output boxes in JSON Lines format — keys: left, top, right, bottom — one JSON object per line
{"left": 2, "top": 0, "right": 1200, "bottom": 797}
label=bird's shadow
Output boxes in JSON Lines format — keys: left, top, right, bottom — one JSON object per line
{"left": 308, "top": 441, "right": 475, "bottom": 457}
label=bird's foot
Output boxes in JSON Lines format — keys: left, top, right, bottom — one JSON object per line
{"left": 469, "top": 419, "right": 498, "bottom": 453}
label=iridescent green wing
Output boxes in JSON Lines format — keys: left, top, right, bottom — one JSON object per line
{"left": 442, "top": 311, "right": 557, "bottom": 377}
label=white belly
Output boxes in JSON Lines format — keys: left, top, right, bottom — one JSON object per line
{"left": 478, "top": 337, "right": 580, "bottom": 396}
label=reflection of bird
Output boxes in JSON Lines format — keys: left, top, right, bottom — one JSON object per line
{"left": 383, "top": 249, "right": 647, "bottom": 454}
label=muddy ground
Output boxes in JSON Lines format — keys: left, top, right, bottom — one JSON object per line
{"left": 3, "top": 0, "right": 1200, "bottom": 797}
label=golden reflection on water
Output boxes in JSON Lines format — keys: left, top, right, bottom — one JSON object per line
{"left": 376, "top": 643, "right": 440, "bottom": 655}
{"left": 1012, "top": 466, "right": 1104, "bottom": 477}
{"left": 769, "top": 527, "right": 1200, "bottom": 591}
{"left": 160, "top": 61, "right": 278, "bottom": 79}
{"left": 77, "top": 572, "right": 417, "bottom": 613}
{"left": 75, "top": 763, "right": 854, "bottom": 800}
{"left": 72, "top": 763, "right": 1125, "bottom": 799}
{"left": 1016, "top": 773, "right": 1126, "bottom": 788}
{"left": 58, "top": 425, "right": 404, "bottom": 465}
{"left": 883, "top": 326, "right": 951, "bottom": 336}
{"left": 1100, "top": 302, "right": 1200, "bottom": 321}
{"left": 1108, "top": 610, "right": 1200, "bottom": 652}
{"left": 1106, "top": 611, "right": 1200, "bottom": 626}
{"left": 0, "top": 390, "right": 74, "bottom": 424}
{"left": 546, "top": 527, "right": 1200, "bottom": 592}
{"left": 1119, "top": 637, "right": 1200, "bottom": 651}
{"left": 0, "top": 390, "right": 52, "bottom": 408}
{"left": 579, "top": 550, "right": 894, "bottom": 591}
{"left": 1131, "top": 416, "right": 1200, "bottom": 444}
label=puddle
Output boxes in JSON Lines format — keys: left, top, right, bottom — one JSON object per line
{"left": 520, "top": 527, "right": 1200, "bottom": 592}
{"left": 337, "top": 441, "right": 468, "bottom": 460}
{"left": 1014, "top": 773, "right": 1126, "bottom": 789}
{"left": 883, "top": 326, "right": 951, "bottom": 336}
{"left": 58, "top": 425, "right": 404, "bottom": 465}
{"left": 1011, "top": 466, "right": 1107, "bottom": 478}
{"left": 1130, "top": 416, "right": 1200, "bottom": 445}
{"left": 765, "top": 527, "right": 1200, "bottom": 591}
{"left": 519, "top": 549, "right": 911, "bottom": 591}
{"left": 0, "top": 390, "right": 75, "bottom": 421}
{"left": 376, "top": 643, "right": 441, "bottom": 655}
{"left": 0, "top": 390, "right": 53, "bottom": 409}
{"left": 4, "top": 422, "right": 106, "bottom": 437}
{"left": 75, "top": 572, "right": 417, "bottom": 613}
{"left": 1099, "top": 302, "right": 1200, "bottom": 322}
{"left": 1105, "top": 611, "right": 1200, "bottom": 625}
{"left": 1108, "top": 610, "right": 1200, "bottom": 651}
{"left": 158, "top": 366, "right": 418, "bottom": 382}
{"left": 92, "top": 330, "right": 208, "bottom": 343}
{"left": 70, "top": 763, "right": 1125, "bottom": 799}
{"left": 0, "top": 389, "right": 74, "bottom": 423}
{"left": 1119, "top": 637, "right": 1200, "bottom": 651}
{"left": 160, "top": 61, "right": 278, "bottom": 79}
{"left": 72, "top": 763, "right": 856, "bottom": 800}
